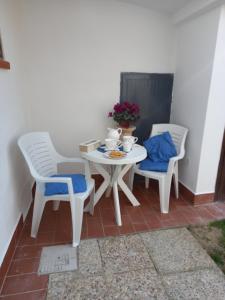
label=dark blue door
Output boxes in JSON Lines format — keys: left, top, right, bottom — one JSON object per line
{"left": 120, "top": 73, "right": 174, "bottom": 144}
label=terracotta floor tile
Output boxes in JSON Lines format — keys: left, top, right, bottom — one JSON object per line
{"left": 205, "top": 205, "right": 225, "bottom": 219}
{"left": 95, "top": 197, "right": 114, "bottom": 210}
{"left": 143, "top": 213, "right": 160, "bottom": 224}
{"left": 87, "top": 220, "right": 104, "bottom": 238}
{"left": 120, "top": 214, "right": 131, "bottom": 223}
{"left": 18, "top": 231, "right": 55, "bottom": 246}
{"left": 13, "top": 246, "right": 42, "bottom": 260}
{"left": 160, "top": 218, "right": 181, "bottom": 228}
{"left": 101, "top": 209, "right": 117, "bottom": 226}
{"left": 133, "top": 223, "right": 149, "bottom": 232}
{"left": 185, "top": 215, "right": 204, "bottom": 225}
{"left": 7, "top": 258, "right": 40, "bottom": 276}
{"left": 103, "top": 226, "right": 120, "bottom": 237}
{"left": 157, "top": 213, "right": 173, "bottom": 222}
{"left": 0, "top": 289, "right": 47, "bottom": 300}
{"left": 54, "top": 230, "right": 72, "bottom": 244}
{"left": 146, "top": 216, "right": 162, "bottom": 230}
{"left": 1, "top": 274, "right": 48, "bottom": 296}
{"left": 128, "top": 208, "right": 145, "bottom": 224}
{"left": 119, "top": 224, "right": 135, "bottom": 235}
{"left": 194, "top": 207, "right": 215, "bottom": 221}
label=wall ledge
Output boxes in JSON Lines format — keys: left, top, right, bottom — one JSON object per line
{"left": 0, "top": 59, "right": 10, "bottom": 69}
{"left": 179, "top": 182, "right": 215, "bottom": 205}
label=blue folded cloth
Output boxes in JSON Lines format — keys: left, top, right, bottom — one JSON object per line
{"left": 97, "top": 145, "right": 123, "bottom": 153}
{"left": 45, "top": 174, "right": 87, "bottom": 196}
{"left": 143, "top": 132, "right": 177, "bottom": 163}
{"left": 140, "top": 131, "right": 177, "bottom": 172}
{"left": 140, "top": 159, "right": 168, "bottom": 172}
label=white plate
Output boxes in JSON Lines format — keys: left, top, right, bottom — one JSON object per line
{"left": 103, "top": 151, "right": 127, "bottom": 159}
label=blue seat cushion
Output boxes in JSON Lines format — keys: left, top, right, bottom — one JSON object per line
{"left": 45, "top": 174, "right": 87, "bottom": 196}
{"left": 143, "top": 131, "right": 177, "bottom": 162}
{"left": 140, "top": 158, "right": 168, "bottom": 172}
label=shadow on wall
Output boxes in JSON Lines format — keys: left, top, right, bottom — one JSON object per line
{"left": 8, "top": 136, "right": 33, "bottom": 220}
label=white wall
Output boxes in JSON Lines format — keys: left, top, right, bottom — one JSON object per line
{"left": 171, "top": 7, "right": 221, "bottom": 193}
{"left": 0, "top": 0, "right": 175, "bottom": 265}
{"left": 0, "top": 0, "right": 32, "bottom": 265}
{"left": 196, "top": 5, "right": 225, "bottom": 193}
{"left": 21, "top": 0, "right": 175, "bottom": 157}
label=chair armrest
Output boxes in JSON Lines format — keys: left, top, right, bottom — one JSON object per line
{"left": 167, "top": 155, "right": 183, "bottom": 174}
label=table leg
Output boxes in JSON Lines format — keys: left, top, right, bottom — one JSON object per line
{"left": 113, "top": 181, "right": 122, "bottom": 226}
{"left": 112, "top": 166, "right": 122, "bottom": 226}
{"left": 84, "top": 163, "right": 140, "bottom": 224}
{"left": 105, "top": 165, "right": 114, "bottom": 198}
{"left": 84, "top": 163, "right": 110, "bottom": 212}
{"left": 118, "top": 164, "right": 140, "bottom": 206}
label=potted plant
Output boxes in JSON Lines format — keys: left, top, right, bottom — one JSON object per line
{"left": 108, "top": 101, "right": 140, "bottom": 129}
{"left": 108, "top": 101, "right": 140, "bottom": 137}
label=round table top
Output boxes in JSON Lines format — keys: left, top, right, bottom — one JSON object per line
{"left": 81, "top": 144, "right": 147, "bottom": 165}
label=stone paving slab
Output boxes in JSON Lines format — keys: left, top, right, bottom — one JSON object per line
{"left": 78, "top": 239, "right": 102, "bottom": 277}
{"left": 48, "top": 273, "right": 107, "bottom": 300}
{"left": 47, "top": 228, "right": 225, "bottom": 300}
{"left": 141, "top": 227, "right": 215, "bottom": 274}
{"left": 98, "top": 235, "right": 154, "bottom": 274}
{"left": 98, "top": 236, "right": 130, "bottom": 273}
{"left": 106, "top": 268, "right": 169, "bottom": 300}
{"left": 125, "top": 234, "right": 153, "bottom": 271}
{"left": 163, "top": 268, "right": 225, "bottom": 300}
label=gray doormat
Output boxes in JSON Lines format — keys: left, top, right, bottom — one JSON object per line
{"left": 38, "top": 244, "right": 78, "bottom": 275}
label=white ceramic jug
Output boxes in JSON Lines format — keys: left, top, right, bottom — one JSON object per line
{"left": 107, "top": 128, "right": 122, "bottom": 140}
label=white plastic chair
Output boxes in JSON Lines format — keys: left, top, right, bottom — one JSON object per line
{"left": 130, "top": 124, "right": 188, "bottom": 213}
{"left": 18, "top": 132, "right": 95, "bottom": 247}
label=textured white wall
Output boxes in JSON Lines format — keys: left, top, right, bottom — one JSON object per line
{"left": 0, "top": 0, "right": 176, "bottom": 265}
{"left": 171, "top": 7, "right": 222, "bottom": 193}
{"left": 196, "top": 6, "right": 225, "bottom": 193}
{"left": 21, "top": 0, "right": 176, "bottom": 157}
{"left": 0, "top": 0, "right": 32, "bottom": 265}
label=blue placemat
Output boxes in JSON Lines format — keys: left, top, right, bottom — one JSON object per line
{"left": 97, "top": 145, "right": 123, "bottom": 153}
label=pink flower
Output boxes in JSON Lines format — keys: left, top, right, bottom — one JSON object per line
{"left": 108, "top": 112, "right": 113, "bottom": 117}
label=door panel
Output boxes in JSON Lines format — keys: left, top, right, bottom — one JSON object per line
{"left": 120, "top": 73, "right": 174, "bottom": 144}
{"left": 215, "top": 130, "right": 225, "bottom": 201}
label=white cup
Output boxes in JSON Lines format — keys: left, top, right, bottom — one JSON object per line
{"left": 105, "top": 138, "right": 122, "bottom": 150}
{"left": 123, "top": 136, "right": 138, "bottom": 144}
{"left": 123, "top": 141, "right": 133, "bottom": 153}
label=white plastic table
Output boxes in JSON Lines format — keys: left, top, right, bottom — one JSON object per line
{"left": 81, "top": 144, "right": 147, "bottom": 226}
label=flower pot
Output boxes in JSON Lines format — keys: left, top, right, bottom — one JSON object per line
{"left": 117, "top": 126, "right": 136, "bottom": 138}
{"left": 118, "top": 121, "right": 130, "bottom": 128}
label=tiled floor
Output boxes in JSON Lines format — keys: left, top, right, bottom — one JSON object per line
{"left": 1, "top": 179, "right": 225, "bottom": 299}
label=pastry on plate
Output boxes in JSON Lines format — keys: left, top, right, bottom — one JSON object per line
{"left": 109, "top": 150, "right": 126, "bottom": 159}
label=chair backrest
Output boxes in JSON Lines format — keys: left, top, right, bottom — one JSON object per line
{"left": 150, "top": 124, "right": 188, "bottom": 157}
{"left": 18, "top": 132, "right": 58, "bottom": 179}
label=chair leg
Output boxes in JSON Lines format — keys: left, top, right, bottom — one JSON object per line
{"left": 159, "top": 179, "right": 171, "bottom": 214}
{"left": 173, "top": 163, "right": 179, "bottom": 199}
{"left": 31, "top": 193, "right": 46, "bottom": 238}
{"left": 145, "top": 177, "right": 149, "bottom": 189}
{"left": 89, "top": 186, "right": 95, "bottom": 216}
{"left": 70, "top": 198, "right": 84, "bottom": 247}
{"left": 53, "top": 200, "right": 60, "bottom": 211}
